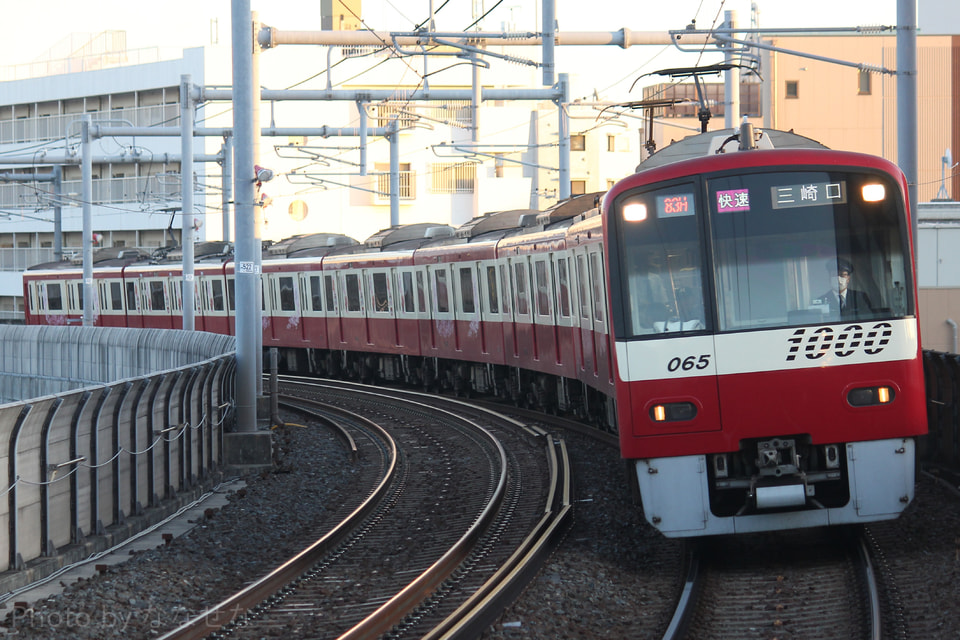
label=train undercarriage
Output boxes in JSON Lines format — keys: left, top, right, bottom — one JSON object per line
{"left": 276, "top": 346, "right": 618, "bottom": 432}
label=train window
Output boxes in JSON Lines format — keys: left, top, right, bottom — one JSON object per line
{"left": 499, "top": 265, "right": 511, "bottom": 315}
{"left": 535, "top": 260, "right": 551, "bottom": 317}
{"left": 486, "top": 266, "right": 499, "bottom": 314}
{"left": 47, "top": 283, "right": 63, "bottom": 311}
{"left": 372, "top": 273, "right": 389, "bottom": 312}
{"left": 435, "top": 269, "right": 450, "bottom": 313}
{"left": 577, "top": 255, "right": 590, "bottom": 320}
{"left": 109, "top": 282, "right": 123, "bottom": 311}
{"left": 459, "top": 267, "right": 475, "bottom": 314}
{"left": 75, "top": 284, "right": 84, "bottom": 313}
{"left": 557, "top": 257, "right": 571, "bottom": 318}
{"left": 344, "top": 273, "right": 361, "bottom": 312}
{"left": 617, "top": 182, "right": 704, "bottom": 336}
{"left": 416, "top": 271, "right": 426, "bottom": 313}
{"left": 514, "top": 263, "right": 530, "bottom": 316}
{"left": 227, "top": 278, "right": 236, "bottom": 311}
{"left": 126, "top": 282, "right": 138, "bottom": 310}
{"left": 709, "top": 170, "right": 910, "bottom": 331}
{"left": 149, "top": 281, "right": 165, "bottom": 311}
{"left": 401, "top": 272, "right": 415, "bottom": 313}
{"left": 211, "top": 279, "right": 225, "bottom": 311}
{"left": 589, "top": 252, "right": 605, "bottom": 323}
{"left": 308, "top": 276, "right": 322, "bottom": 312}
{"left": 278, "top": 276, "right": 296, "bottom": 312}
{"left": 324, "top": 275, "right": 337, "bottom": 312}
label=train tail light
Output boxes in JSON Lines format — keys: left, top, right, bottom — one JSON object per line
{"left": 649, "top": 402, "right": 697, "bottom": 422}
{"left": 847, "top": 385, "right": 895, "bottom": 407}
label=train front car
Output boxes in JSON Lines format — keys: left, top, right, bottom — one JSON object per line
{"left": 603, "top": 128, "right": 927, "bottom": 537}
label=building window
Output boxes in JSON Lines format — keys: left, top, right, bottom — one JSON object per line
{"left": 430, "top": 162, "right": 476, "bottom": 194}
{"left": 375, "top": 162, "right": 415, "bottom": 199}
{"left": 607, "top": 134, "right": 616, "bottom": 152}
{"left": 570, "top": 134, "right": 586, "bottom": 151}
{"left": 858, "top": 70, "right": 872, "bottom": 95}
{"left": 571, "top": 180, "right": 587, "bottom": 196}
{"left": 785, "top": 80, "right": 799, "bottom": 99}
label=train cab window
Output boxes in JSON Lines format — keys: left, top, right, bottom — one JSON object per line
{"left": 47, "top": 283, "right": 63, "bottom": 311}
{"left": 458, "top": 267, "right": 475, "bottom": 314}
{"left": 278, "top": 276, "right": 296, "bottom": 312}
{"left": 534, "top": 260, "right": 551, "bottom": 317}
{"left": 615, "top": 183, "right": 704, "bottom": 337}
{"left": 109, "top": 282, "right": 123, "bottom": 311}
{"left": 372, "top": 272, "right": 389, "bottom": 312}
{"left": 557, "top": 257, "right": 572, "bottom": 318}
{"left": 211, "top": 279, "right": 225, "bottom": 312}
{"left": 486, "top": 266, "right": 499, "bottom": 314}
{"left": 709, "top": 170, "right": 910, "bottom": 331}
{"left": 324, "top": 275, "right": 337, "bottom": 312}
{"left": 401, "top": 272, "right": 415, "bottom": 313}
{"left": 434, "top": 269, "right": 450, "bottom": 313}
{"left": 126, "top": 282, "right": 138, "bottom": 310}
{"left": 308, "top": 275, "right": 322, "bottom": 312}
{"left": 344, "top": 273, "right": 361, "bottom": 312}
{"left": 514, "top": 263, "right": 530, "bottom": 315}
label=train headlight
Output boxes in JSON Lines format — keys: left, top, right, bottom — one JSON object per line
{"left": 623, "top": 202, "right": 648, "bottom": 222}
{"left": 861, "top": 183, "right": 886, "bottom": 202}
{"left": 649, "top": 402, "right": 697, "bottom": 422}
{"left": 847, "top": 385, "right": 895, "bottom": 407}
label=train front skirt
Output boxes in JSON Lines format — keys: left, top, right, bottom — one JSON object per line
{"left": 634, "top": 437, "right": 915, "bottom": 537}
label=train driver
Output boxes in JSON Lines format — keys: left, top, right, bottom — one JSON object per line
{"left": 821, "top": 258, "right": 873, "bottom": 320}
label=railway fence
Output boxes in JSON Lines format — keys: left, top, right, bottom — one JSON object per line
{"left": 0, "top": 325, "right": 235, "bottom": 581}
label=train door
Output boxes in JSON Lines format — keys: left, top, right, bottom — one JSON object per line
{"left": 588, "top": 244, "right": 614, "bottom": 384}
{"left": 554, "top": 252, "right": 577, "bottom": 374}
{"left": 453, "top": 263, "right": 481, "bottom": 356}
{"left": 574, "top": 248, "right": 598, "bottom": 377}
{"left": 509, "top": 256, "right": 536, "bottom": 366}
{"left": 324, "top": 273, "right": 343, "bottom": 348}
{"left": 533, "top": 255, "right": 558, "bottom": 366}
{"left": 299, "top": 272, "right": 319, "bottom": 344}
{"left": 367, "top": 269, "right": 397, "bottom": 347}
{"left": 499, "top": 259, "right": 518, "bottom": 361}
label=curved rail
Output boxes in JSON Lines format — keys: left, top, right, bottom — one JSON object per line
{"left": 156, "top": 403, "right": 397, "bottom": 640}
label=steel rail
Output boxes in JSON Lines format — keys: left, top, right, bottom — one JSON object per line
{"left": 156, "top": 402, "right": 397, "bottom": 640}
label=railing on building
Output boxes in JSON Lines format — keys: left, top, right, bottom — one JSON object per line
{"left": 0, "top": 175, "right": 181, "bottom": 210}
{"left": 0, "top": 325, "right": 236, "bottom": 574}
{"left": 0, "top": 104, "right": 180, "bottom": 146}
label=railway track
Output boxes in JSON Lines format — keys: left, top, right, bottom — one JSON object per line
{"left": 159, "top": 378, "right": 571, "bottom": 639}
{"left": 664, "top": 527, "right": 885, "bottom": 640}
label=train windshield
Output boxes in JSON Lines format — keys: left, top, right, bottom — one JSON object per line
{"left": 613, "top": 168, "right": 911, "bottom": 339}
{"left": 708, "top": 170, "right": 911, "bottom": 332}
{"left": 617, "top": 182, "right": 707, "bottom": 336}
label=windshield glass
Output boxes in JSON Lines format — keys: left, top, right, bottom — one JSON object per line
{"left": 616, "top": 182, "right": 707, "bottom": 336}
{"left": 709, "top": 170, "right": 910, "bottom": 331}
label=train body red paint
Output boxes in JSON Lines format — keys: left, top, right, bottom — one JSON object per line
{"left": 23, "top": 127, "right": 927, "bottom": 536}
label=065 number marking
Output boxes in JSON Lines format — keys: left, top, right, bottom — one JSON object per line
{"left": 667, "top": 354, "right": 711, "bottom": 372}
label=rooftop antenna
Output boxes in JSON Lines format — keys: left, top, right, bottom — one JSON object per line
{"left": 934, "top": 148, "right": 955, "bottom": 201}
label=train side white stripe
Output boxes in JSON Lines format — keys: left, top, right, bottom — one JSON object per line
{"left": 616, "top": 318, "right": 918, "bottom": 382}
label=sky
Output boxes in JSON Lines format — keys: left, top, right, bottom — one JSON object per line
{"left": 2, "top": 1, "right": 899, "bottom": 99}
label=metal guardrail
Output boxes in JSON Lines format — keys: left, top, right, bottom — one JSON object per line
{"left": 0, "top": 326, "right": 236, "bottom": 574}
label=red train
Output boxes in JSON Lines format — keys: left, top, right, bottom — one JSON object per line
{"left": 24, "top": 125, "right": 927, "bottom": 537}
